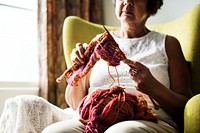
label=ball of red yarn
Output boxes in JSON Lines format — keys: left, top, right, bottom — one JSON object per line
{"left": 78, "top": 86, "right": 158, "bottom": 133}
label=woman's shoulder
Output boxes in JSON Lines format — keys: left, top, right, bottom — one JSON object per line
{"left": 165, "top": 35, "right": 181, "bottom": 49}
{"left": 165, "top": 35, "right": 183, "bottom": 59}
{"left": 165, "top": 35, "right": 179, "bottom": 43}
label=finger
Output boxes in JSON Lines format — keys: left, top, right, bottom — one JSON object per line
{"left": 129, "top": 68, "right": 140, "bottom": 76}
{"left": 76, "top": 43, "right": 85, "bottom": 58}
{"left": 71, "top": 48, "right": 76, "bottom": 61}
{"left": 70, "top": 48, "right": 84, "bottom": 64}
{"left": 129, "top": 68, "right": 138, "bottom": 76}
{"left": 75, "top": 42, "right": 82, "bottom": 48}
{"left": 74, "top": 50, "right": 85, "bottom": 64}
{"left": 123, "top": 58, "right": 144, "bottom": 70}
{"left": 130, "top": 74, "right": 141, "bottom": 87}
{"left": 129, "top": 67, "right": 143, "bottom": 83}
{"left": 82, "top": 43, "right": 88, "bottom": 49}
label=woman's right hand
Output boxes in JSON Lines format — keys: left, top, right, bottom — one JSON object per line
{"left": 70, "top": 43, "right": 88, "bottom": 65}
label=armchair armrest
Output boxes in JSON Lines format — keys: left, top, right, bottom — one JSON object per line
{"left": 184, "top": 94, "right": 200, "bottom": 133}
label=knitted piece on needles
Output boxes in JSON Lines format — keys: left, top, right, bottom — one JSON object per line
{"left": 78, "top": 86, "right": 158, "bottom": 133}
{"left": 56, "top": 26, "right": 126, "bottom": 86}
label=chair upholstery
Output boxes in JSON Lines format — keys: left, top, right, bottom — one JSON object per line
{"left": 62, "top": 4, "right": 200, "bottom": 133}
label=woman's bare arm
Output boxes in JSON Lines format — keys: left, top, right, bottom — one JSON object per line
{"left": 149, "top": 35, "right": 192, "bottom": 115}
{"left": 65, "top": 73, "right": 90, "bottom": 110}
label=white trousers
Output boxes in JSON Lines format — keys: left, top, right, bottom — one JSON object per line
{"left": 42, "top": 119, "right": 178, "bottom": 133}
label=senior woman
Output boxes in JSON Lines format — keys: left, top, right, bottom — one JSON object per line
{"left": 42, "top": 0, "right": 192, "bottom": 133}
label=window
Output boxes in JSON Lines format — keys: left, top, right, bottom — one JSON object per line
{"left": 0, "top": 0, "right": 39, "bottom": 87}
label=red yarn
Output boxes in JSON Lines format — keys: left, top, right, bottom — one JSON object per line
{"left": 78, "top": 86, "right": 158, "bottom": 133}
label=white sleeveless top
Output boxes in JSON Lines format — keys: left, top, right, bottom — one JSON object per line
{"left": 89, "top": 31, "right": 169, "bottom": 93}
{"left": 88, "top": 31, "right": 177, "bottom": 127}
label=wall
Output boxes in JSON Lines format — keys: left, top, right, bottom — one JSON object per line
{"left": 103, "top": 0, "right": 200, "bottom": 26}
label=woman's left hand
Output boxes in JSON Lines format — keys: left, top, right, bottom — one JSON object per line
{"left": 123, "top": 58, "right": 158, "bottom": 95}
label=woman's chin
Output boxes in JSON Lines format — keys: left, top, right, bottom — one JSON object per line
{"left": 120, "top": 16, "right": 136, "bottom": 24}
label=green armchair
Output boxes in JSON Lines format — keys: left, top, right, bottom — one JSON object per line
{"left": 62, "top": 4, "right": 200, "bottom": 133}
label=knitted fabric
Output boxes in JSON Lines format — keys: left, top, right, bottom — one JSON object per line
{"left": 56, "top": 29, "right": 126, "bottom": 86}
